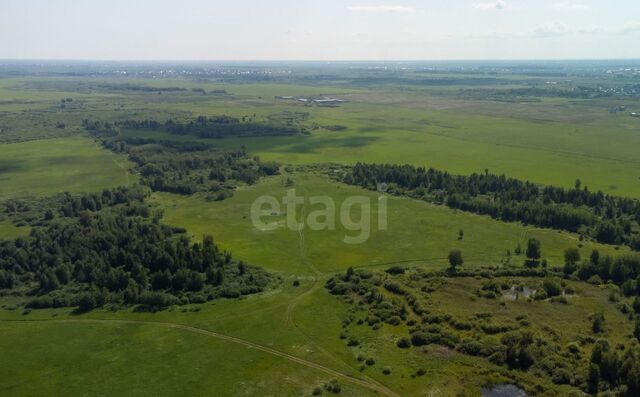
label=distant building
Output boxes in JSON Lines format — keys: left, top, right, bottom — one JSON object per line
{"left": 313, "top": 97, "right": 345, "bottom": 104}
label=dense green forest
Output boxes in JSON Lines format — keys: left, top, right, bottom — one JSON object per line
{"left": 0, "top": 186, "right": 274, "bottom": 310}
{"left": 343, "top": 163, "right": 640, "bottom": 248}
{"left": 83, "top": 115, "right": 307, "bottom": 139}
{"left": 88, "top": 125, "right": 280, "bottom": 198}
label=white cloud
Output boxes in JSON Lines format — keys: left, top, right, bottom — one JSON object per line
{"left": 347, "top": 5, "right": 415, "bottom": 13}
{"left": 530, "top": 22, "right": 574, "bottom": 37}
{"left": 473, "top": 0, "right": 506, "bottom": 10}
{"left": 553, "top": 2, "right": 589, "bottom": 11}
{"left": 620, "top": 22, "right": 640, "bottom": 33}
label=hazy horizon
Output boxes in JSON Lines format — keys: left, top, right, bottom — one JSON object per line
{"left": 1, "top": 0, "right": 639, "bottom": 61}
{"left": 1, "top": 58, "right": 640, "bottom": 62}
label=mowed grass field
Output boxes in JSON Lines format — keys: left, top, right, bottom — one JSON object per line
{"left": 0, "top": 136, "right": 132, "bottom": 200}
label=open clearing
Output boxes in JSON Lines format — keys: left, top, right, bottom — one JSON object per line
{"left": 0, "top": 136, "right": 132, "bottom": 199}
{"left": 151, "top": 171, "right": 622, "bottom": 275}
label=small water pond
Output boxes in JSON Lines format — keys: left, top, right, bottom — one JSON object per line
{"left": 481, "top": 384, "right": 527, "bottom": 397}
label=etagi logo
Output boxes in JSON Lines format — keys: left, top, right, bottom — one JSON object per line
{"left": 250, "top": 184, "right": 388, "bottom": 244}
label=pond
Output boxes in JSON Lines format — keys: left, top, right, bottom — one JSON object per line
{"left": 502, "top": 285, "right": 536, "bottom": 300}
{"left": 481, "top": 384, "right": 528, "bottom": 397}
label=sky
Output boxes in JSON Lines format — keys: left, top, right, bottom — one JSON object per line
{"left": 0, "top": 0, "right": 639, "bottom": 60}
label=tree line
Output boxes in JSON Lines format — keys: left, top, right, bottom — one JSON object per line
{"left": 344, "top": 163, "right": 640, "bottom": 247}
{"left": 83, "top": 115, "right": 308, "bottom": 139}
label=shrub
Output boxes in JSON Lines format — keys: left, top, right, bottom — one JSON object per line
{"left": 410, "top": 331, "right": 431, "bottom": 347}
{"left": 324, "top": 380, "right": 341, "bottom": 394}
{"left": 587, "top": 275, "right": 604, "bottom": 285}
{"left": 386, "top": 315, "right": 402, "bottom": 326}
{"left": 457, "top": 339, "right": 500, "bottom": 357}
{"left": 385, "top": 266, "right": 405, "bottom": 275}
{"left": 566, "top": 343, "right": 581, "bottom": 355}
{"left": 549, "top": 296, "right": 568, "bottom": 304}
{"left": 533, "top": 289, "right": 548, "bottom": 300}
{"left": 480, "top": 323, "right": 514, "bottom": 335}
{"left": 451, "top": 320, "right": 473, "bottom": 330}
{"left": 633, "top": 296, "right": 640, "bottom": 314}
{"left": 542, "top": 279, "right": 562, "bottom": 297}
{"left": 139, "top": 291, "right": 178, "bottom": 307}
{"left": 396, "top": 337, "right": 411, "bottom": 348}
{"left": 448, "top": 249, "right": 464, "bottom": 271}
{"left": 592, "top": 312, "right": 605, "bottom": 333}
{"left": 366, "top": 315, "right": 380, "bottom": 326}
{"left": 382, "top": 366, "right": 392, "bottom": 375}
{"left": 482, "top": 291, "right": 497, "bottom": 299}
{"left": 77, "top": 291, "right": 98, "bottom": 312}
{"left": 365, "top": 357, "right": 375, "bottom": 366}
{"left": 552, "top": 368, "right": 572, "bottom": 385}
{"left": 383, "top": 281, "right": 405, "bottom": 295}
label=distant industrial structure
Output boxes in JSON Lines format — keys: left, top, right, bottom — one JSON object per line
{"left": 275, "top": 95, "right": 346, "bottom": 106}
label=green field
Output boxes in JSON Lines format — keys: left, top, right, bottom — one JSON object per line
{"left": 109, "top": 82, "right": 640, "bottom": 198}
{"left": 0, "top": 221, "right": 29, "bottom": 240}
{"left": 0, "top": 136, "right": 132, "bottom": 199}
{"left": 0, "top": 319, "right": 380, "bottom": 397}
{"left": 151, "top": 171, "right": 622, "bottom": 275}
{"left": 2, "top": 76, "right": 639, "bottom": 197}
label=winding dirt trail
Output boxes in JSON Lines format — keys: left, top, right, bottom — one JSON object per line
{"left": 0, "top": 318, "right": 401, "bottom": 397}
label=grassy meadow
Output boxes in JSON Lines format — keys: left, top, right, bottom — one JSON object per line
{"left": 0, "top": 136, "right": 132, "bottom": 200}
{"left": 1, "top": 76, "right": 639, "bottom": 196}
{"left": 111, "top": 81, "right": 640, "bottom": 197}
{"left": 0, "top": 319, "right": 380, "bottom": 397}
{"left": 151, "top": 171, "right": 622, "bottom": 275}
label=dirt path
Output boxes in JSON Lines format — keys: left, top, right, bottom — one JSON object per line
{"left": 0, "top": 318, "right": 401, "bottom": 397}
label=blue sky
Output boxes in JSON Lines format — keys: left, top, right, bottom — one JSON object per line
{"left": 0, "top": 0, "right": 639, "bottom": 60}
